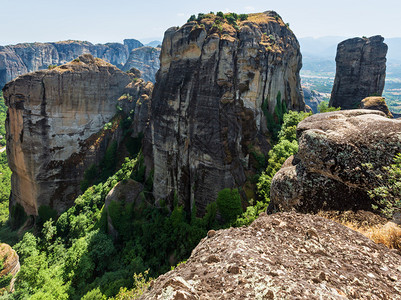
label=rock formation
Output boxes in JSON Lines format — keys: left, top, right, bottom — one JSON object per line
{"left": 3, "top": 54, "right": 152, "bottom": 215}
{"left": 140, "top": 212, "right": 401, "bottom": 299}
{"left": 329, "top": 36, "right": 388, "bottom": 109}
{"left": 270, "top": 110, "right": 401, "bottom": 212}
{"left": 0, "top": 243, "right": 20, "bottom": 294}
{"left": 360, "top": 96, "right": 393, "bottom": 118}
{"left": 122, "top": 46, "right": 161, "bottom": 83}
{"left": 302, "top": 87, "right": 327, "bottom": 113}
{"left": 146, "top": 11, "right": 304, "bottom": 213}
{"left": 0, "top": 39, "right": 144, "bottom": 88}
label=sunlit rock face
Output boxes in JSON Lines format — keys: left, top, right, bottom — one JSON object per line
{"left": 4, "top": 54, "right": 152, "bottom": 215}
{"left": 146, "top": 11, "right": 304, "bottom": 214}
{"left": 330, "top": 35, "right": 388, "bottom": 109}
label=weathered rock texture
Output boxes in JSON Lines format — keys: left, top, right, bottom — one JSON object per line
{"left": 270, "top": 110, "right": 401, "bottom": 213}
{"left": 360, "top": 96, "right": 393, "bottom": 118}
{"left": 0, "top": 39, "right": 143, "bottom": 88}
{"left": 303, "top": 87, "right": 327, "bottom": 113}
{"left": 330, "top": 36, "right": 388, "bottom": 109}
{"left": 140, "top": 212, "right": 401, "bottom": 299}
{"left": 0, "top": 243, "right": 20, "bottom": 294}
{"left": 122, "top": 46, "right": 161, "bottom": 83}
{"left": 147, "top": 11, "right": 304, "bottom": 213}
{"left": 3, "top": 54, "right": 152, "bottom": 215}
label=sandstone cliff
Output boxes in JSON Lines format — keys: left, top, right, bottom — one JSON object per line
{"left": 140, "top": 212, "right": 401, "bottom": 299}
{"left": 329, "top": 36, "right": 388, "bottom": 109}
{"left": 3, "top": 54, "right": 152, "bottom": 215}
{"left": 122, "top": 46, "right": 161, "bottom": 83}
{"left": 0, "top": 243, "right": 20, "bottom": 294}
{"left": 270, "top": 110, "right": 401, "bottom": 213}
{"left": 146, "top": 11, "right": 304, "bottom": 213}
{"left": 0, "top": 39, "right": 144, "bottom": 88}
{"left": 302, "top": 87, "right": 327, "bottom": 113}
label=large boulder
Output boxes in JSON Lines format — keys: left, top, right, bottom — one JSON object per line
{"left": 270, "top": 110, "right": 401, "bottom": 212}
{"left": 140, "top": 212, "right": 401, "bottom": 299}
{"left": 330, "top": 36, "right": 388, "bottom": 109}
{"left": 146, "top": 11, "right": 305, "bottom": 214}
{"left": 3, "top": 54, "right": 152, "bottom": 215}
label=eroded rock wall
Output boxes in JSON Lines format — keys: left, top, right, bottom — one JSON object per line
{"left": 147, "top": 11, "right": 304, "bottom": 213}
{"left": 330, "top": 36, "right": 388, "bottom": 109}
{"left": 0, "top": 39, "right": 144, "bottom": 88}
{"left": 3, "top": 54, "right": 152, "bottom": 215}
{"left": 122, "top": 46, "right": 161, "bottom": 83}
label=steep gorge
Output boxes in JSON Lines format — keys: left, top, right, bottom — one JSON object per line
{"left": 146, "top": 11, "right": 304, "bottom": 213}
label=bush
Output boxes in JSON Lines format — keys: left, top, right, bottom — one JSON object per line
{"left": 216, "top": 188, "right": 242, "bottom": 223}
{"left": 368, "top": 153, "right": 401, "bottom": 218}
{"left": 216, "top": 11, "right": 224, "bottom": 18}
{"left": 257, "top": 111, "right": 311, "bottom": 202}
{"left": 239, "top": 14, "right": 248, "bottom": 21}
{"left": 187, "top": 15, "right": 196, "bottom": 22}
{"left": 318, "top": 101, "right": 340, "bottom": 113}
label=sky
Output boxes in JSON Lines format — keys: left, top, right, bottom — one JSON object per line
{"left": 0, "top": 0, "right": 400, "bottom": 45}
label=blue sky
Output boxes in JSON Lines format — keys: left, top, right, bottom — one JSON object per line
{"left": 0, "top": 0, "right": 399, "bottom": 45}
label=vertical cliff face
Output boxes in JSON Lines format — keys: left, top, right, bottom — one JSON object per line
{"left": 122, "top": 46, "right": 161, "bottom": 83}
{"left": 329, "top": 36, "right": 388, "bottom": 109}
{"left": 147, "top": 11, "right": 304, "bottom": 213}
{"left": 0, "top": 39, "right": 145, "bottom": 88}
{"left": 3, "top": 54, "right": 152, "bottom": 215}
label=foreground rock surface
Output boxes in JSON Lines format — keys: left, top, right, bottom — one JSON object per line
{"left": 330, "top": 36, "right": 387, "bottom": 109}
{"left": 271, "top": 110, "right": 401, "bottom": 212}
{"left": 140, "top": 212, "right": 401, "bottom": 299}
{"left": 0, "top": 243, "right": 20, "bottom": 294}
{"left": 147, "top": 11, "right": 304, "bottom": 213}
{"left": 4, "top": 54, "right": 152, "bottom": 215}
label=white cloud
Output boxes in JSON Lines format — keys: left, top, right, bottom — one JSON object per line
{"left": 177, "top": 13, "right": 185, "bottom": 17}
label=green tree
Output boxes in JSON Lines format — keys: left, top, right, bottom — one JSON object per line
{"left": 318, "top": 101, "right": 340, "bottom": 113}
{"left": 216, "top": 188, "right": 242, "bottom": 223}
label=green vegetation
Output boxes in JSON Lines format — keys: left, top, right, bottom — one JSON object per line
{"left": 262, "top": 91, "right": 287, "bottom": 141}
{"left": 317, "top": 101, "right": 340, "bottom": 113}
{"left": 368, "top": 154, "right": 401, "bottom": 218}
{"left": 216, "top": 188, "right": 242, "bottom": 223}
{"left": 257, "top": 111, "right": 311, "bottom": 202}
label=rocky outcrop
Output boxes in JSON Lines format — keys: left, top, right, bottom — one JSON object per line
{"left": 3, "top": 54, "right": 152, "bottom": 215}
{"left": 146, "top": 11, "right": 304, "bottom": 213}
{"left": 105, "top": 179, "right": 144, "bottom": 240}
{"left": 270, "top": 110, "right": 401, "bottom": 213}
{"left": 122, "top": 46, "right": 161, "bottom": 83}
{"left": 0, "top": 243, "right": 20, "bottom": 294}
{"left": 140, "top": 212, "right": 401, "bottom": 299}
{"left": 0, "top": 39, "right": 144, "bottom": 88}
{"left": 360, "top": 96, "right": 393, "bottom": 118}
{"left": 302, "top": 87, "right": 327, "bottom": 113}
{"left": 330, "top": 36, "right": 388, "bottom": 109}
